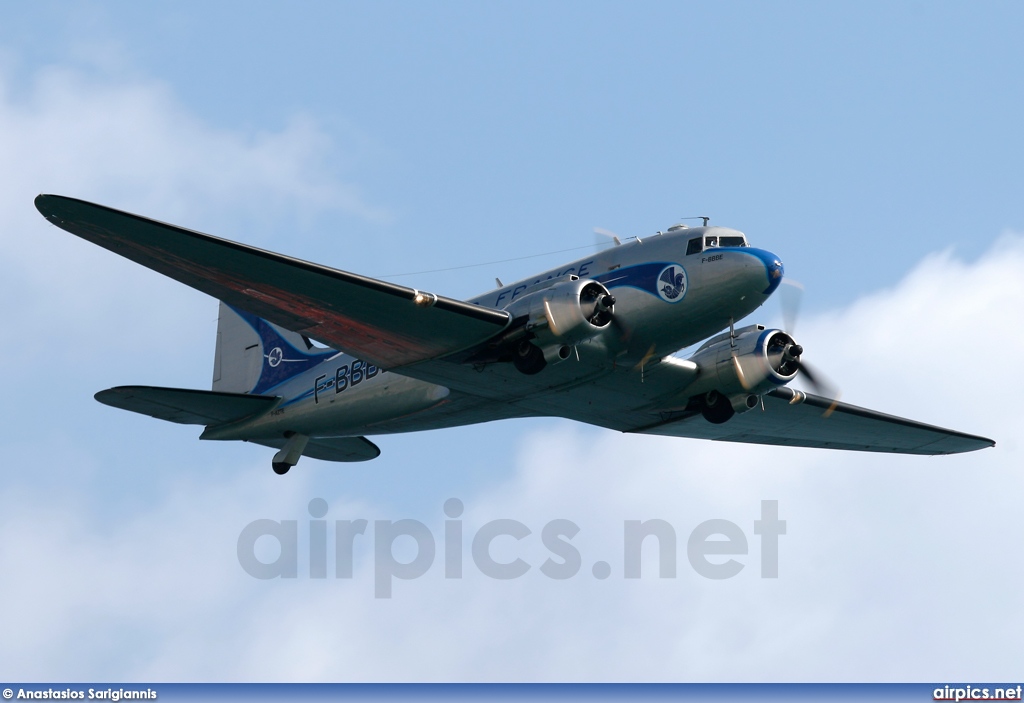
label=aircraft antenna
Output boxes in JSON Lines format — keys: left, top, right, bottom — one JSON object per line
{"left": 678, "top": 216, "right": 711, "bottom": 227}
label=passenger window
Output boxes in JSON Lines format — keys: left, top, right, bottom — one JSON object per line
{"left": 686, "top": 237, "right": 703, "bottom": 255}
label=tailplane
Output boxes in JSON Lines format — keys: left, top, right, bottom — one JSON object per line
{"left": 212, "top": 301, "right": 335, "bottom": 395}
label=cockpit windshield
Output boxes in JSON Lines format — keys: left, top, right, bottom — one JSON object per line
{"left": 687, "top": 233, "right": 748, "bottom": 255}
{"left": 719, "top": 235, "right": 746, "bottom": 247}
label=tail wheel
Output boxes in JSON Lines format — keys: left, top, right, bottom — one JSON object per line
{"left": 701, "top": 390, "right": 735, "bottom": 424}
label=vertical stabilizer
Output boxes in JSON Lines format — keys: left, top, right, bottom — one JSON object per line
{"left": 212, "top": 302, "right": 335, "bottom": 395}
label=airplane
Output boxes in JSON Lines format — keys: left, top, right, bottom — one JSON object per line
{"left": 34, "top": 194, "right": 995, "bottom": 474}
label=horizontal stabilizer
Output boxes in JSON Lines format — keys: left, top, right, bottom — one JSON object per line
{"left": 36, "top": 195, "right": 511, "bottom": 369}
{"left": 253, "top": 436, "right": 380, "bottom": 463}
{"left": 95, "top": 386, "right": 278, "bottom": 426}
{"left": 637, "top": 387, "right": 995, "bottom": 455}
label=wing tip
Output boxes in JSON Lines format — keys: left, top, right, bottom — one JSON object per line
{"left": 34, "top": 193, "right": 52, "bottom": 216}
{"left": 34, "top": 193, "right": 74, "bottom": 221}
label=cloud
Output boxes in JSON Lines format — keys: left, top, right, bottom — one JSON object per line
{"left": 2, "top": 222, "right": 1020, "bottom": 681}
{"left": 0, "top": 61, "right": 387, "bottom": 228}
{"left": 0, "top": 61, "right": 387, "bottom": 381}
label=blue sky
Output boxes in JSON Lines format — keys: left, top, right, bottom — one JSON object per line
{"left": 0, "top": 2, "right": 1021, "bottom": 682}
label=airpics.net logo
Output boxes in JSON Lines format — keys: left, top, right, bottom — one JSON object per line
{"left": 236, "top": 499, "right": 786, "bottom": 598}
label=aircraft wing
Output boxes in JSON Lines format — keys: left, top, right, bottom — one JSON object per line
{"left": 36, "top": 195, "right": 511, "bottom": 369}
{"left": 634, "top": 387, "right": 994, "bottom": 455}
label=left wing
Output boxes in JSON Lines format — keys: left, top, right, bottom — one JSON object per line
{"left": 36, "top": 195, "right": 510, "bottom": 369}
{"left": 634, "top": 387, "right": 994, "bottom": 455}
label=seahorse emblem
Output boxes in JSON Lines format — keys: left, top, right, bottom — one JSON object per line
{"left": 658, "top": 265, "right": 686, "bottom": 302}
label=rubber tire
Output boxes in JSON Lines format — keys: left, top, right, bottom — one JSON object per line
{"left": 701, "top": 390, "right": 735, "bottom": 425}
{"left": 513, "top": 342, "right": 547, "bottom": 375}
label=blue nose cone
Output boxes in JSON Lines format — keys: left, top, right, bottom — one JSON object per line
{"left": 764, "top": 253, "right": 784, "bottom": 295}
{"left": 743, "top": 248, "right": 784, "bottom": 296}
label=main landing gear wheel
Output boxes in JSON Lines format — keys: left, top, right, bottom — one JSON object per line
{"left": 701, "top": 390, "right": 735, "bottom": 425}
{"left": 271, "top": 433, "right": 309, "bottom": 475}
{"left": 513, "top": 341, "right": 547, "bottom": 375}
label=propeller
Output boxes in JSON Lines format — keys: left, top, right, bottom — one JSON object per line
{"left": 777, "top": 279, "right": 842, "bottom": 414}
{"left": 579, "top": 283, "right": 615, "bottom": 327}
{"left": 594, "top": 227, "right": 622, "bottom": 247}
{"left": 779, "top": 279, "right": 804, "bottom": 335}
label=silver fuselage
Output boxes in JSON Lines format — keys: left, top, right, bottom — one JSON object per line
{"left": 205, "top": 226, "right": 783, "bottom": 441}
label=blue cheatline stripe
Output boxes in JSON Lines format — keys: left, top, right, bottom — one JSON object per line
{"left": 594, "top": 261, "right": 682, "bottom": 300}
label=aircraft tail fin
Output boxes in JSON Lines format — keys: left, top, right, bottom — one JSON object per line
{"left": 212, "top": 301, "right": 335, "bottom": 395}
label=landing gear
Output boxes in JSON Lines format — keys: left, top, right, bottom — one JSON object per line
{"left": 701, "top": 390, "right": 735, "bottom": 425}
{"left": 271, "top": 432, "right": 310, "bottom": 476}
{"left": 513, "top": 341, "right": 546, "bottom": 375}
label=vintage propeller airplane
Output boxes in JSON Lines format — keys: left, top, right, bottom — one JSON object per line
{"left": 35, "top": 195, "right": 994, "bottom": 474}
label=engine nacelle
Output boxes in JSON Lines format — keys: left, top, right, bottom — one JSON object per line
{"left": 504, "top": 277, "right": 615, "bottom": 350}
{"left": 685, "top": 325, "right": 801, "bottom": 402}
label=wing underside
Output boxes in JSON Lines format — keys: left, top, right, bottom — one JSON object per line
{"left": 635, "top": 387, "right": 994, "bottom": 455}
{"left": 36, "top": 194, "right": 510, "bottom": 369}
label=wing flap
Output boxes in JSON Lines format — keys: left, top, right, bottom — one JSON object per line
{"left": 636, "top": 387, "right": 994, "bottom": 455}
{"left": 36, "top": 195, "right": 511, "bottom": 369}
{"left": 95, "top": 386, "right": 278, "bottom": 426}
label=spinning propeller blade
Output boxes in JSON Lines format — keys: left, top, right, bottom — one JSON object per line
{"left": 777, "top": 279, "right": 842, "bottom": 414}
{"left": 779, "top": 278, "right": 804, "bottom": 334}
{"left": 593, "top": 227, "right": 622, "bottom": 247}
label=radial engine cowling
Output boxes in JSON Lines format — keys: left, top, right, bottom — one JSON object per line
{"left": 504, "top": 278, "right": 616, "bottom": 351}
{"left": 686, "top": 326, "right": 801, "bottom": 401}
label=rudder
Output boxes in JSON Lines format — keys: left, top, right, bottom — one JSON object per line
{"left": 212, "top": 301, "right": 335, "bottom": 395}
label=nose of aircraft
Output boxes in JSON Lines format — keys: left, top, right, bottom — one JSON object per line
{"left": 740, "top": 248, "right": 784, "bottom": 297}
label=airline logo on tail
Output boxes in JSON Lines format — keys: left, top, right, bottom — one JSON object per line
{"left": 226, "top": 305, "right": 336, "bottom": 395}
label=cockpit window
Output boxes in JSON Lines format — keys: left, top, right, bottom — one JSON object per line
{"left": 704, "top": 236, "right": 718, "bottom": 248}
{"left": 686, "top": 237, "right": 703, "bottom": 255}
{"left": 719, "top": 235, "right": 747, "bottom": 247}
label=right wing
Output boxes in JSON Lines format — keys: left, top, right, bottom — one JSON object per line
{"left": 634, "top": 387, "right": 994, "bottom": 455}
{"left": 36, "top": 195, "right": 510, "bottom": 369}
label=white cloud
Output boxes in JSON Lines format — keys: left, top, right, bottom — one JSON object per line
{"left": 2, "top": 225, "right": 1020, "bottom": 681}
{"left": 0, "top": 61, "right": 386, "bottom": 381}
